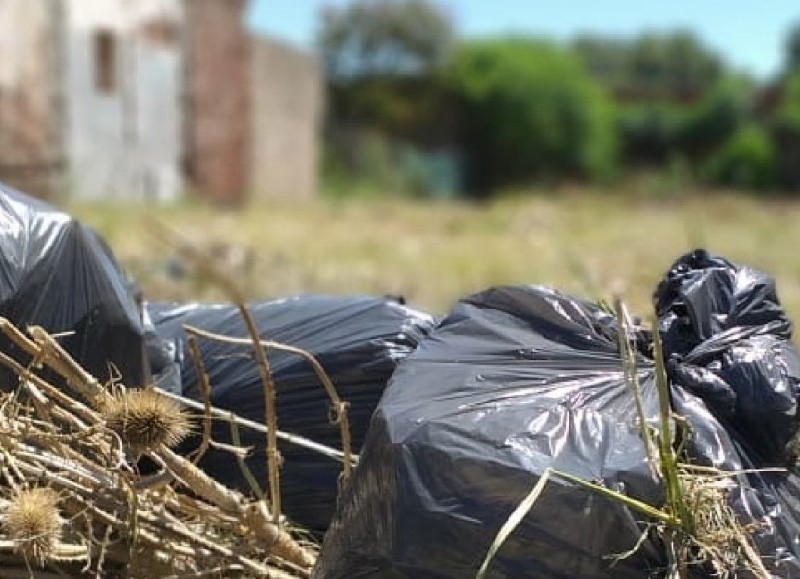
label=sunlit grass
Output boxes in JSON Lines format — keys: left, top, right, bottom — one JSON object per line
{"left": 69, "top": 188, "right": 800, "bottom": 321}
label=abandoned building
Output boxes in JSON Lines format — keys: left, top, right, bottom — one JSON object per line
{"left": 0, "top": 0, "right": 321, "bottom": 203}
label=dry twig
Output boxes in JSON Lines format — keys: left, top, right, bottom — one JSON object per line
{"left": 0, "top": 318, "right": 317, "bottom": 576}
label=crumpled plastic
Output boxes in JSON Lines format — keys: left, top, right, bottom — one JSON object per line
{"left": 315, "top": 250, "right": 800, "bottom": 578}
{"left": 148, "top": 295, "right": 436, "bottom": 534}
{"left": 657, "top": 250, "right": 800, "bottom": 577}
{"left": 0, "top": 181, "right": 149, "bottom": 389}
{"left": 315, "top": 286, "right": 666, "bottom": 578}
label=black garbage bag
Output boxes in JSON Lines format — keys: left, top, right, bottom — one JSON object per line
{"left": 656, "top": 249, "right": 800, "bottom": 576}
{"left": 315, "top": 286, "right": 668, "bottom": 578}
{"left": 0, "top": 182, "right": 150, "bottom": 389}
{"left": 147, "top": 295, "right": 435, "bottom": 534}
{"left": 317, "top": 250, "right": 800, "bottom": 578}
{"left": 143, "top": 306, "right": 182, "bottom": 395}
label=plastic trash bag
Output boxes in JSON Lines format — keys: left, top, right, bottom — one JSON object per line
{"left": 148, "top": 295, "right": 435, "bottom": 534}
{"left": 0, "top": 182, "right": 150, "bottom": 389}
{"left": 317, "top": 251, "right": 800, "bottom": 578}
{"left": 315, "top": 286, "right": 667, "bottom": 578}
{"left": 657, "top": 249, "right": 800, "bottom": 577}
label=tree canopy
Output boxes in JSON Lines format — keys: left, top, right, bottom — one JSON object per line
{"left": 450, "top": 37, "right": 617, "bottom": 191}
{"left": 573, "top": 30, "right": 723, "bottom": 100}
{"left": 317, "top": 0, "right": 455, "bottom": 81}
{"left": 785, "top": 21, "right": 800, "bottom": 74}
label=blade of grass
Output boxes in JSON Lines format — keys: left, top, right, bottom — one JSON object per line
{"left": 614, "top": 298, "right": 659, "bottom": 480}
{"left": 475, "top": 468, "right": 553, "bottom": 579}
{"left": 652, "top": 316, "right": 691, "bottom": 533}
{"left": 550, "top": 469, "right": 679, "bottom": 527}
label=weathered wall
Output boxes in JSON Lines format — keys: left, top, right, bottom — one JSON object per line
{"left": 0, "top": 0, "right": 62, "bottom": 198}
{"left": 63, "top": 0, "right": 183, "bottom": 201}
{"left": 184, "top": 0, "right": 250, "bottom": 205}
{"left": 250, "top": 36, "right": 321, "bottom": 201}
{"left": 0, "top": 0, "right": 319, "bottom": 204}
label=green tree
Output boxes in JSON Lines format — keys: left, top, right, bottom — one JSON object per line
{"left": 573, "top": 30, "right": 723, "bottom": 99}
{"left": 772, "top": 71, "right": 800, "bottom": 191}
{"left": 450, "top": 37, "right": 617, "bottom": 192}
{"left": 677, "top": 76, "right": 752, "bottom": 156}
{"left": 775, "top": 71, "right": 800, "bottom": 128}
{"left": 317, "top": 0, "right": 458, "bottom": 197}
{"left": 317, "top": 0, "right": 455, "bottom": 81}
{"left": 573, "top": 36, "right": 629, "bottom": 88}
{"left": 785, "top": 21, "right": 800, "bottom": 74}
{"left": 615, "top": 102, "right": 687, "bottom": 163}
{"left": 317, "top": 0, "right": 456, "bottom": 134}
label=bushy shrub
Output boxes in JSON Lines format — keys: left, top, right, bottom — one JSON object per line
{"left": 449, "top": 37, "right": 617, "bottom": 193}
{"left": 772, "top": 71, "right": 800, "bottom": 191}
{"left": 616, "top": 102, "right": 688, "bottom": 163}
{"left": 616, "top": 77, "right": 751, "bottom": 165}
{"left": 775, "top": 71, "right": 800, "bottom": 130}
{"left": 702, "top": 124, "right": 777, "bottom": 190}
{"left": 677, "top": 76, "right": 751, "bottom": 155}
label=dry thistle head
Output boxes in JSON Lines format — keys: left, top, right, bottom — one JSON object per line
{"left": 4, "top": 488, "right": 61, "bottom": 566}
{"left": 102, "top": 387, "right": 190, "bottom": 454}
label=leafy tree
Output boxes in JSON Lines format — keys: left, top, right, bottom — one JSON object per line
{"left": 450, "top": 37, "right": 617, "bottom": 192}
{"left": 785, "top": 21, "right": 800, "bottom": 74}
{"left": 775, "top": 71, "right": 800, "bottom": 128}
{"left": 572, "top": 36, "right": 629, "bottom": 88}
{"left": 317, "top": 0, "right": 457, "bottom": 138}
{"left": 772, "top": 71, "right": 800, "bottom": 191}
{"left": 616, "top": 102, "right": 687, "bottom": 163}
{"left": 317, "top": 0, "right": 455, "bottom": 81}
{"left": 573, "top": 30, "right": 723, "bottom": 99}
{"left": 677, "top": 76, "right": 752, "bottom": 155}
{"left": 317, "top": 0, "right": 458, "bottom": 197}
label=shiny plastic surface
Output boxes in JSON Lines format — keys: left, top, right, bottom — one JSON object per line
{"left": 658, "top": 250, "right": 800, "bottom": 577}
{"left": 0, "top": 182, "right": 149, "bottom": 388}
{"left": 148, "top": 295, "right": 435, "bottom": 533}
{"left": 316, "top": 286, "right": 666, "bottom": 578}
{"left": 317, "top": 250, "right": 800, "bottom": 578}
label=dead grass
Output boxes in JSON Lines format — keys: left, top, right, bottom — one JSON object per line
{"left": 68, "top": 188, "right": 800, "bottom": 321}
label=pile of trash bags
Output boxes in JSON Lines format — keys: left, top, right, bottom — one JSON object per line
{"left": 0, "top": 181, "right": 438, "bottom": 538}
{"left": 147, "top": 296, "right": 435, "bottom": 534}
{"left": 0, "top": 182, "right": 150, "bottom": 389}
{"left": 315, "top": 250, "right": 800, "bottom": 578}
{"left": 4, "top": 178, "right": 800, "bottom": 577}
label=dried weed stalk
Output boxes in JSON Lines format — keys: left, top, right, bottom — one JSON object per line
{"left": 0, "top": 318, "right": 317, "bottom": 577}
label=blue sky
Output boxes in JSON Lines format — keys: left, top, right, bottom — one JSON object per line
{"left": 248, "top": 0, "right": 800, "bottom": 79}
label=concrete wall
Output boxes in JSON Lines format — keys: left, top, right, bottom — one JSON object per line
{"left": 250, "top": 36, "right": 321, "bottom": 201}
{"left": 184, "top": 0, "right": 250, "bottom": 205}
{"left": 63, "top": 0, "right": 183, "bottom": 201}
{"left": 0, "top": 0, "right": 63, "bottom": 198}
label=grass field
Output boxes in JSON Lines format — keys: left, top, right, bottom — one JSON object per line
{"left": 70, "top": 189, "right": 800, "bottom": 322}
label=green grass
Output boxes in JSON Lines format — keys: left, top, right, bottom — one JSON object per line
{"left": 69, "top": 188, "right": 800, "bottom": 321}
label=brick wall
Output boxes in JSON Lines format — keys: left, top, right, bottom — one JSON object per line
{"left": 184, "top": 0, "right": 249, "bottom": 205}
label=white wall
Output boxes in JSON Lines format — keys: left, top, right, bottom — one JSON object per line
{"left": 63, "top": 0, "right": 184, "bottom": 201}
